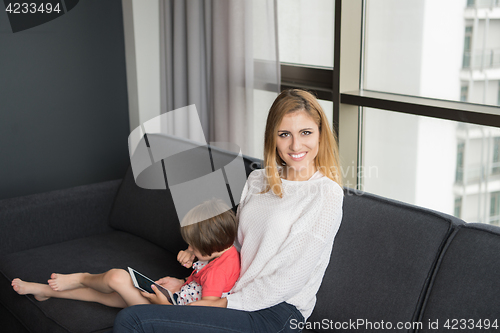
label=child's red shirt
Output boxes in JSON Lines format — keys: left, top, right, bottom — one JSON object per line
{"left": 183, "top": 246, "right": 240, "bottom": 298}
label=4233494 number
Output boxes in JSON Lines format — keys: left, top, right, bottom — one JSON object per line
{"left": 5, "top": 3, "right": 61, "bottom": 14}
{"left": 444, "top": 319, "right": 499, "bottom": 330}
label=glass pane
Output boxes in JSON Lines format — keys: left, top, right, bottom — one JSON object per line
{"left": 318, "top": 99, "right": 334, "bottom": 131}
{"left": 277, "top": 0, "right": 334, "bottom": 68}
{"left": 362, "top": 108, "right": 500, "bottom": 225}
{"left": 468, "top": 0, "right": 500, "bottom": 8}
{"left": 364, "top": 0, "right": 500, "bottom": 107}
{"left": 251, "top": 89, "right": 279, "bottom": 160}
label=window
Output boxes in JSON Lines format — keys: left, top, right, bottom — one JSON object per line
{"left": 493, "top": 137, "right": 500, "bottom": 175}
{"left": 363, "top": 2, "right": 498, "bottom": 107}
{"left": 454, "top": 197, "right": 462, "bottom": 218}
{"left": 470, "top": 0, "right": 500, "bottom": 8}
{"left": 362, "top": 110, "right": 457, "bottom": 210}
{"left": 460, "top": 84, "right": 468, "bottom": 102}
{"left": 277, "top": 0, "right": 334, "bottom": 68}
{"left": 362, "top": 112, "right": 500, "bottom": 222}
{"left": 463, "top": 26, "right": 472, "bottom": 69}
{"left": 498, "top": 81, "right": 500, "bottom": 105}
{"left": 490, "top": 192, "right": 500, "bottom": 225}
{"left": 356, "top": 0, "right": 500, "bottom": 223}
{"left": 277, "top": 0, "right": 500, "bottom": 225}
{"left": 364, "top": 1, "right": 467, "bottom": 102}
{"left": 456, "top": 142, "right": 465, "bottom": 182}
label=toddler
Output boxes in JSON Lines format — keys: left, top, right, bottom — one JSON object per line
{"left": 12, "top": 199, "right": 240, "bottom": 308}
{"left": 151, "top": 199, "right": 240, "bottom": 305}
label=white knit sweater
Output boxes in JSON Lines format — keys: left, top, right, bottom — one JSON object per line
{"left": 226, "top": 169, "right": 344, "bottom": 320}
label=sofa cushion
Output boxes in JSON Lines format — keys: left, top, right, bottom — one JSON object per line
{"left": 108, "top": 166, "right": 189, "bottom": 255}
{"left": 308, "top": 189, "right": 463, "bottom": 331}
{"left": 417, "top": 223, "right": 500, "bottom": 331}
{"left": 0, "top": 231, "right": 191, "bottom": 333}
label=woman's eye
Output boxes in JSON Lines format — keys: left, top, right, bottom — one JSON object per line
{"left": 302, "top": 131, "right": 312, "bottom": 135}
{"left": 279, "top": 133, "right": 289, "bottom": 138}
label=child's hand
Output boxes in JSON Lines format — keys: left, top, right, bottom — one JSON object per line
{"left": 141, "top": 285, "right": 172, "bottom": 305}
{"left": 178, "top": 247, "right": 196, "bottom": 268}
{"left": 155, "top": 277, "right": 184, "bottom": 293}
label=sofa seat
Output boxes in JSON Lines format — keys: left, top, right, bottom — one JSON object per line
{"left": 0, "top": 230, "right": 191, "bottom": 333}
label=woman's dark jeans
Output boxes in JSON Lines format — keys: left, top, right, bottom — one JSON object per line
{"left": 114, "top": 301, "right": 304, "bottom": 333}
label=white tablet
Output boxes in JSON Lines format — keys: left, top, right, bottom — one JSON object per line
{"left": 128, "top": 267, "right": 177, "bottom": 305}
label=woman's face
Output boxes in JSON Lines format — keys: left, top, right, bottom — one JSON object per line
{"left": 276, "top": 110, "right": 320, "bottom": 179}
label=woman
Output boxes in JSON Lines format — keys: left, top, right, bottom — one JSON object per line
{"left": 114, "top": 89, "right": 344, "bottom": 332}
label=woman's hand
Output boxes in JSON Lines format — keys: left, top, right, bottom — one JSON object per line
{"left": 141, "top": 285, "right": 172, "bottom": 305}
{"left": 155, "top": 276, "right": 185, "bottom": 293}
{"left": 178, "top": 247, "right": 196, "bottom": 268}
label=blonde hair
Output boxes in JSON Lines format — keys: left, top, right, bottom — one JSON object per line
{"left": 180, "top": 199, "right": 237, "bottom": 256}
{"left": 262, "top": 89, "right": 342, "bottom": 197}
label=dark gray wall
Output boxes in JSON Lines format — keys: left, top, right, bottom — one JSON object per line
{"left": 0, "top": 0, "right": 130, "bottom": 200}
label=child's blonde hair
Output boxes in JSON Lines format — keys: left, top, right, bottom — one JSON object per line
{"left": 180, "top": 199, "right": 237, "bottom": 256}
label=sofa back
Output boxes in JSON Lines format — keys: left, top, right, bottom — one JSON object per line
{"left": 416, "top": 223, "right": 500, "bottom": 332}
{"left": 108, "top": 147, "right": 261, "bottom": 255}
{"left": 308, "top": 189, "right": 464, "bottom": 332}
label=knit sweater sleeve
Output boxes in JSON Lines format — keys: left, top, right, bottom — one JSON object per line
{"left": 226, "top": 182, "right": 343, "bottom": 312}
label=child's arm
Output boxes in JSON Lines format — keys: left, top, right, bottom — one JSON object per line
{"left": 177, "top": 247, "right": 196, "bottom": 268}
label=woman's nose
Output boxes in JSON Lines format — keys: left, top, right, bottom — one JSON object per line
{"left": 290, "top": 137, "right": 302, "bottom": 151}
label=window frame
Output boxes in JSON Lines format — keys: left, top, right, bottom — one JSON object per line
{"left": 278, "top": 0, "right": 500, "bottom": 188}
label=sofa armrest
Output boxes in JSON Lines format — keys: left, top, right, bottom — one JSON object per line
{"left": 0, "top": 179, "right": 121, "bottom": 256}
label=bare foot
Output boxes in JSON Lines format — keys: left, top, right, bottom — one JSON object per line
{"left": 48, "top": 273, "right": 85, "bottom": 291}
{"left": 11, "top": 278, "right": 50, "bottom": 301}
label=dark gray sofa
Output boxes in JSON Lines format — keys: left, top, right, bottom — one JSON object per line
{"left": 1, "top": 154, "right": 500, "bottom": 332}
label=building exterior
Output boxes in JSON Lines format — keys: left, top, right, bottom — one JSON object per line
{"left": 455, "top": 0, "right": 500, "bottom": 225}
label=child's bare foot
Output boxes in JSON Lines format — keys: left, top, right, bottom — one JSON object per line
{"left": 11, "top": 278, "right": 50, "bottom": 301}
{"left": 48, "top": 273, "right": 84, "bottom": 291}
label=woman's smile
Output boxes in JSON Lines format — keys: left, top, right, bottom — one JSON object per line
{"left": 288, "top": 151, "right": 308, "bottom": 161}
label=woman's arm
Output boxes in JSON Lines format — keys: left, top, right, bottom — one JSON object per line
{"left": 143, "top": 288, "right": 229, "bottom": 307}
{"left": 188, "top": 296, "right": 228, "bottom": 308}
